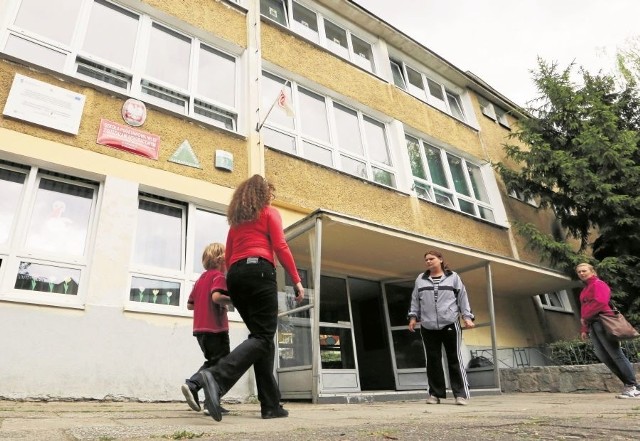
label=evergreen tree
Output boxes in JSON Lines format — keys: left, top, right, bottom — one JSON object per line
{"left": 495, "top": 59, "right": 640, "bottom": 322}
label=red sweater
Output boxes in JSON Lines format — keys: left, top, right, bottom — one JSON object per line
{"left": 579, "top": 275, "right": 613, "bottom": 333}
{"left": 225, "top": 205, "right": 301, "bottom": 284}
{"left": 188, "top": 269, "right": 229, "bottom": 334}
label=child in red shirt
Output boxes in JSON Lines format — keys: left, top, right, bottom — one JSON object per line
{"left": 181, "top": 243, "right": 232, "bottom": 413}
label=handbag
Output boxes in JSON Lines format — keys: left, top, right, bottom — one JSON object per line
{"left": 598, "top": 310, "right": 640, "bottom": 340}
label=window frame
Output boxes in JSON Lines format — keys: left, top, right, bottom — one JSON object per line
{"left": 536, "top": 290, "right": 573, "bottom": 313}
{"left": 388, "top": 58, "right": 467, "bottom": 122}
{"left": 0, "top": 0, "right": 242, "bottom": 132}
{"left": 406, "top": 135, "right": 496, "bottom": 222}
{"left": 509, "top": 189, "right": 538, "bottom": 207}
{"left": 125, "top": 194, "right": 240, "bottom": 320}
{"left": 0, "top": 161, "right": 101, "bottom": 309}
{"left": 259, "top": 0, "right": 376, "bottom": 73}
{"left": 261, "top": 71, "right": 397, "bottom": 188}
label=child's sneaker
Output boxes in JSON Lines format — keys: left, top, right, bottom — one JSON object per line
{"left": 616, "top": 386, "right": 640, "bottom": 399}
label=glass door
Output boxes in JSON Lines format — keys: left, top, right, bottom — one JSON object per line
{"left": 382, "top": 280, "right": 428, "bottom": 390}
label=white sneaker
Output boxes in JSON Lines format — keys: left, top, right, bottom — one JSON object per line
{"left": 455, "top": 397, "right": 468, "bottom": 405}
{"left": 426, "top": 395, "right": 440, "bottom": 404}
{"left": 616, "top": 386, "right": 640, "bottom": 399}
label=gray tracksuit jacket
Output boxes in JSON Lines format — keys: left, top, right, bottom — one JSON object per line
{"left": 407, "top": 270, "right": 474, "bottom": 330}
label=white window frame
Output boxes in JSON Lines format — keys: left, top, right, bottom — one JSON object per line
{"left": 406, "top": 135, "right": 497, "bottom": 222}
{"left": 259, "top": 0, "right": 376, "bottom": 73}
{"left": 0, "top": 0, "right": 242, "bottom": 132}
{"left": 478, "top": 95, "right": 511, "bottom": 129}
{"left": 0, "top": 160, "right": 101, "bottom": 309}
{"left": 509, "top": 189, "right": 538, "bottom": 207}
{"left": 388, "top": 57, "right": 467, "bottom": 123}
{"left": 536, "top": 290, "right": 573, "bottom": 313}
{"left": 262, "top": 71, "right": 397, "bottom": 188}
{"left": 125, "top": 194, "right": 240, "bottom": 320}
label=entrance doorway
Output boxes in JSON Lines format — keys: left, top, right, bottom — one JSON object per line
{"left": 349, "top": 278, "right": 395, "bottom": 390}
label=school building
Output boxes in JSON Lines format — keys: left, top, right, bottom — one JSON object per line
{"left": 0, "top": 0, "right": 577, "bottom": 403}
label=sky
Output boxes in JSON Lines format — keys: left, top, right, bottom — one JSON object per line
{"left": 354, "top": 0, "right": 640, "bottom": 108}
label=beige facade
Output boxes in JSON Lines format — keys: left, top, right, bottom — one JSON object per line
{"left": 0, "top": 0, "right": 576, "bottom": 402}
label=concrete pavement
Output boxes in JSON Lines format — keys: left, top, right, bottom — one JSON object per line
{"left": 1, "top": 393, "right": 639, "bottom": 440}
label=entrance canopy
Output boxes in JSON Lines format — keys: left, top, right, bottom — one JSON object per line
{"left": 285, "top": 209, "right": 574, "bottom": 298}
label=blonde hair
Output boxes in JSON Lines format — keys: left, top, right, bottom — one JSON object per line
{"left": 575, "top": 262, "right": 597, "bottom": 276}
{"left": 202, "top": 243, "right": 225, "bottom": 271}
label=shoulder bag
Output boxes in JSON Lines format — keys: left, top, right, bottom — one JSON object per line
{"left": 598, "top": 310, "right": 640, "bottom": 340}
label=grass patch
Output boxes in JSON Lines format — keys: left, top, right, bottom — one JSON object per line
{"left": 163, "top": 430, "right": 204, "bottom": 440}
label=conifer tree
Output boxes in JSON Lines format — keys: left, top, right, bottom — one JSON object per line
{"left": 496, "top": 59, "right": 640, "bottom": 321}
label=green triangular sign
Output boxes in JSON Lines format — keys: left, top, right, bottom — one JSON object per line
{"left": 169, "top": 140, "right": 201, "bottom": 168}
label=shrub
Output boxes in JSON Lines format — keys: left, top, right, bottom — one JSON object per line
{"left": 547, "top": 338, "right": 640, "bottom": 365}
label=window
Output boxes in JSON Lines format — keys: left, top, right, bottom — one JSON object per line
{"left": 260, "top": 0, "right": 375, "bottom": 73}
{"left": 127, "top": 195, "right": 231, "bottom": 315}
{"left": 0, "top": 161, "right": 99, "bottom": 307}
{"left": 389, "top": 59, "right": 466, "bottom": 122}
{"left": 292, "top": 2, "right": 318, "bottom": 42}
{"left": 406, "top": 136, "right": 495, "bottom": 221}
{"left": 536, "top": 290, "right": 572, "bottom": 312}
{"left": 1, "top": 0, "right": 240, "bottom": 131}
{"left": 262, "top": 72, "right": 396, "bottom": 188}
{"left": 478, "top": 96, "right": 511, "bottom": 129}
{"left": 509, "top": 189, "right": 537, "bottom": 207}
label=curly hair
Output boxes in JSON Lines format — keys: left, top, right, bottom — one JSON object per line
{"left": 202, "top": 242, "right": 225, "bottom": 270}
{"left": 227, "top": 174, "right": 275, "bottom": 226}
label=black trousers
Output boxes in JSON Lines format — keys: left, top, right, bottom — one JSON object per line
{"left": 420, "top": 321, "right": 469, "bottom": 399}
{"left": 186, "top": 332, "right": 230, "bottom": 391}
{"left": 205, "top": 258, "right": 281, "bottom": 411}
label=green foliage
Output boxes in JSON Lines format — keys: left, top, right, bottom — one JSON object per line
{"left": 547, "top": 338, "right": 640, "bottom": 365}
{"left": 495, "top": 59, "right": 640, "bottom": 322}
{"left": 164, "top": 431, "right": 204, "bottom": 440}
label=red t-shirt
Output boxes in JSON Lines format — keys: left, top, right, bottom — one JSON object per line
{"left": 187, "top": 269, "right": 229, "bottom": 334}
{"left": 579, "top": 275, "right": 613, "bottom": 333}
{"left": 225, "top": 205, "right": 301, "bottom": 284}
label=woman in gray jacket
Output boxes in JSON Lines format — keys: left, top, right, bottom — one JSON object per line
{"left": 408, "top": 250, "right": 475, "bottom": 405}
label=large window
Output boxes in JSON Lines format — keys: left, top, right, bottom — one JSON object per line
{"left": 262, "top": 72, "right": 396, "bottom": 187}
{"left": 127, "top": 195, "right": 231, "bottom": 315}
{"left": 390, "top": 58, "right": 466, "bottom": 122}
{"left": 1, "top": 0, "right": 239, "bottom": 131}
{"left": 0, "top": 161, "right": 99, "bottom": 307}
{"left": 406, "top": 135, "right": 495, "bottom": 222}
{"left": 260, "top": 0, "right": 375, "bottom": 73}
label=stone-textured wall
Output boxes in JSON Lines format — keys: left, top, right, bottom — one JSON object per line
{"left": 500, "top": 363, "right": 640, "bottom": 393}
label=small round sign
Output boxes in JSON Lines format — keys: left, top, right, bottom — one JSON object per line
{"left": 122, "top": 98, "right": 147, "bottom": 127}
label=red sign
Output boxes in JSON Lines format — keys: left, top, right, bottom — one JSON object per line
{"left": 97, "top": 118, "right": 160, "bottom": 160}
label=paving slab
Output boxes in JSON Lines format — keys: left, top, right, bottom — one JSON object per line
{"left": 1, "top": 393, "right": 639, "bottom": 440}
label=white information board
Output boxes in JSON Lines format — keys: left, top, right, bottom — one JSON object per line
{"left": 3, "top": 74, "right": 86, "bottom": 135}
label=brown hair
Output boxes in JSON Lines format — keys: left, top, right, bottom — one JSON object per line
{"left": 202, "top": 243, "right": 225, "bottom": 271}
{"left": 227, "top": 174, "right": 275, "bottom": 226}
{"left": 424, "top": 250, "right": 450, "bottom": 273}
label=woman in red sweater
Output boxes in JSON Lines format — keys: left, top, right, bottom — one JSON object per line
{"left": 199, "top": 175, "right": 305, "bottom": 421}
{"left": 577, "top": 262, "right": 639, "bottom": 399}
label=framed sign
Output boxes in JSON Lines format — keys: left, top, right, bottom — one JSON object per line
{"left": 3, "top": 74, "right": 86, "bottom": 135}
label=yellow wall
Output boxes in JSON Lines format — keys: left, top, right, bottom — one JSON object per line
{"left": 266, "top": 149, "right": 513, "bottom": 256}
{"left": 143, "top": 0, "right": 247, "bottom": 47}
{"left": 261, "top": 22, "right": 484, "bottom": 158}
{"left": 0, "top": 62, "right": 248, "bottom": 192}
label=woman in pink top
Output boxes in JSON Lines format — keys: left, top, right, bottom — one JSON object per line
{"left": 577, "top": 263, "right": 639, "bottom": 399}
{"left": 199, "top": 175, "right": 305, "bottom": 421}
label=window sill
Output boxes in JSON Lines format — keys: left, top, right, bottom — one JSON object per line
{"left": 541, "top": 306, "right": 574, "bottom": 314}
{"left": 0, "top": 295, "right": 85, "bottom": 310}
{"left": 123, "top": 303, "right": 245, "bottom": 322}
